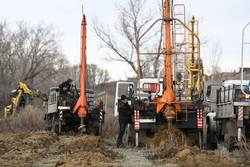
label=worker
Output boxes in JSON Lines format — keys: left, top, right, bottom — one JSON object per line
{"left": 117, "top": 95, "right": 133, "bottom": 148}
{"left": 58, "top": 78, "right": 73, "bottom": 95}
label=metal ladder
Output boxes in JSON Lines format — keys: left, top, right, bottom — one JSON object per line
{"left": 173, "top": 4, "right": 188, "bottom": 121}
{"left": 188, "top": 16, "right": 200, "bottom": 91}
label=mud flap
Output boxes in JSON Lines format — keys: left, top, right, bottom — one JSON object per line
{"left": 134, "top": 109, "right": 140, "bottom": 147}
{"left": 197, "top": 109, "right": 203, "bottom": 149}
{"left": 59, "top": 110, "right": 63, "bottom": 134}
{"left": 237, "top": 106, "right": 243, "bottom": 141}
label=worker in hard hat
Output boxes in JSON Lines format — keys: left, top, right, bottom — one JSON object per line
{"left": 117, "top": 95, "right": 133, "bottom": 148}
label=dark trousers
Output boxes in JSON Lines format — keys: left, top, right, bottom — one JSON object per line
{"left": 117, "top": 122, "right": 127, "bottom": 146}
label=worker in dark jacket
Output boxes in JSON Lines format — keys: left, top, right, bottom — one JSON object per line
{"left": 58, "top": 78, "right": 73, "bottom": 95}
{"left": 117, "top": 95, "right": 133, "bottom": 148}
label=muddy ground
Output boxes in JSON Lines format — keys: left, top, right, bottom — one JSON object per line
{"left": 0, "top": 126, "right": 249, "bottom": 167}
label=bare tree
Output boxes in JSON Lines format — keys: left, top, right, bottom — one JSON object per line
{"left": 68, "top": 65, "right": 80, "bottom": 86}
{"left": 86, "top": 64, "right": 111, "bottom": 90}
{"left": 209, "top": 41, "right": 222, "bottom": 81}
{"left": 93, "top": 0, "right": 164, "bottom": 78}
{"left": 11, "top": 21, "right": 68, "bottom": 86}
{"left": 0, "top": 21, "right": 16, "bottom": 111}
{"left": 0, "top": 20, "right": 68, "bottom": 111}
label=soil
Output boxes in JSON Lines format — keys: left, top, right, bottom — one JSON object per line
{"left": 0, "top": 128, "right": 122, "bottom": 167}
{"left": 0, "top": 125, "right": 248, "bottom": 167}
{"left": 148, "top": 127, "right": 241, "bottom": 167}
{"left": 52, "top": 134, "right": 123, "bottom": 167}
{"left": 0, "top": 130, "right": 59, "bottom": 167}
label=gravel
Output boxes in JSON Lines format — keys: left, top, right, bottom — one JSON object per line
{"left": 105, "top": 145, "right": 178, "bottom": 167}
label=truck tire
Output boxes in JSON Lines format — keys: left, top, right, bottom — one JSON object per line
{"left": 207, "top": 131, "right": 217, "bottom": 149}
{"left": 94, "top": 126, "right": 99, "bottom": 136}
{"left": 99, "top": 121, "right": 103, "bottom": 137}
{"left": 224, "top": 122, "right": 236, "bottom": 151}
{"left": 51, "top": 114, "right": 59, "bottom": 134}
{"left": 51, "top": 115, "right": 55, "bottom": 133}
{"left": 199, "top": 131, "right": 203, "bottom": 149}
{"left": 58, "top": 120, "right": 62, "bottom": 135}
{"left": 45, "top": 114, "right": 52, "bottom": 131}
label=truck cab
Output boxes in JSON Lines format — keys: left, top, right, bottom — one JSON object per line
{"left": 114, "top": 78, "right": 163, "bottom": 116}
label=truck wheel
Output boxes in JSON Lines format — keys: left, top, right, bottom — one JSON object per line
{"left": 199, "top": 131, "right": 203, "bottom": 149}
{"left": 45, "top": 114, "right": 52, "bottom": 131}
{"left": 51, "top": 115, "right": 55, "bottom": 133}
{"left": 224, "top": 123, "right": 236, "bottom": 151}
{"left": 224, "top": 134, "right": 236, "bottom": 151}
{"left": 207, "top": 132, "right": 217, "bottom": 150}
{"left": 99, "top": 122, "right": 103, "bottom": 137}
{"left": 94, "top": 126, "right": 99, "bottom": 136}
{"left": 58, "top": 120, "right": 62, "bottom": 135}
{"left": 51, "top": 115, "right": 58, "bottom": 134}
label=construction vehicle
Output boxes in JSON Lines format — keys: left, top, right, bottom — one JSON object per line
{"left": 114, "top": 1, "right": 205, "bottom": 147}
{"left": 206, "top": 80, "right": 250, "bottom": 149}
{"left": 45, "top": 15, "right": 105, "bottom": 135}
{"left": 206, "top": 22, "right": 250, "bottom": 150}
{"left": 4, "top": 82, "right": 47, "bottom": 119}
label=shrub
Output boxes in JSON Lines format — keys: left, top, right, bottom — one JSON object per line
{"left": 9, "top": 106, "right": 46, "bottom": 132}
{"left": 102, "top": 106, "right": 119, "bottom": 139}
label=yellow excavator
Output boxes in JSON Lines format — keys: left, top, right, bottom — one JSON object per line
{"left": 4, "top": 82, "right": 47, "bottom": 120}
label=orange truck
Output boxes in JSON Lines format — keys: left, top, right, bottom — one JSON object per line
{"left": 45, "top": 15, "right": 106, "bottom": 135}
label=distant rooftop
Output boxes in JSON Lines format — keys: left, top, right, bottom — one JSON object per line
{"left": 239, "top": 67, "right": 250, "bottom": 73}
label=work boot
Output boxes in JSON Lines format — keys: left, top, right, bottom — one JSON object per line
{"left": 117, "top": 139, "right": 125, "bottom": 148}
{"left": 117, "top": 143, "right": 126, "bottom": 148}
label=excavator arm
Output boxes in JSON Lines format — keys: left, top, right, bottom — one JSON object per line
{"left": 4, "top": 82, "right": 47, "bottom": 120}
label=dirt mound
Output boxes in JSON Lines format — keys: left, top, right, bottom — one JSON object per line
{"left": 150, "top": 126, "right": 195, "bottom": 158}
{"left": 54, "top": 134, "right": 123, "bottom": 167}
{"left": 154, "top": 147, "right": 239, "bottom": 167}
{"left": 149, "top": 127, "right": 239, "bottom": 167}
{"left": 0, "top": 131, "right": 59, "bottom": 166}
{"left": 0, "top": 130, "right": 122, "bottom": 167}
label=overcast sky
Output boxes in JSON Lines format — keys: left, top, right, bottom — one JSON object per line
{"left": 1, "top": 0, "right": 250, "bottom": 81}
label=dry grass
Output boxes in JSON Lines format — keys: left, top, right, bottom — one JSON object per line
{"left": 166, "top": 130, "right": 188, "bottom": 149}
{"left": 215, "top": 142, "right": 230, "bottom": 157}
{"left": 0, "top": 106, "right": 46, "bottom": 132}
{"left": 102, "top": 107, "right": 119, "bottom": 139}
{"left": 234, "top": 136, "right": 250, "bottom": 160}
{"left": 213, "top": 136, "right": 250, "bottom": 166}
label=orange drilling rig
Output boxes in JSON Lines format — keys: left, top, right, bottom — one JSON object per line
{"left": 72, "top": 15, "right": 90, "bottom": 131}
{"left": 115, "top": 0, "right": 205, "bottom": 147}
{"left": 45, "top": 15, "right": 105, "bottom": 135}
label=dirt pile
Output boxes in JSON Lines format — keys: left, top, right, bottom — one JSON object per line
{"left": 149, "top": 127, "right": 239, "bottom": 167}
{"left": 0, "top": 130, "right": 122, "bottom": 167}
{"left": 54, "top": 134, "right": 123, "bottom": 167}
{"left": 154, "top": 146, "right": 239, "bottom": 167}
{"left": 0, "top": 131, "right": 59, "bottom": 166}
{"left": 150, "top": 126, "right": 195, "bottom": 158}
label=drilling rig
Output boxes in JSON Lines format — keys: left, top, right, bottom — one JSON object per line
{"left": 72, "top": 14, "right": 90, "bottom": 132}
{"left": 45, "top": 15, "right": 106, "bottom": 135}
{"left": 114, "top": 0, "right": 205, "bottom": 147}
